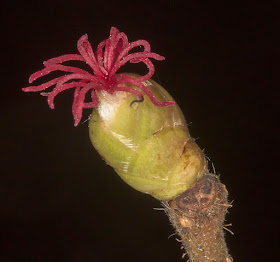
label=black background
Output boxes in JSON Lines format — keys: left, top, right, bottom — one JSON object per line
{"left": 0, "top": 1, "right": 278, "bottom": 261}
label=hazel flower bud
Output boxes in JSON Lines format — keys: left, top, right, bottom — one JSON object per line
{"left": 89, "top": 76, "right": 207, "bottom": 200}
{"left": 22, "top": 27, "right": 207, "bottom": 200}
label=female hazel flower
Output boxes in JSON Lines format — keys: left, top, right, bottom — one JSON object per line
{"left": 22, "top": 27, "right": 174, "bottom": 126}
{"left": 23, "top": 26, "right": 206, "bottom": 200}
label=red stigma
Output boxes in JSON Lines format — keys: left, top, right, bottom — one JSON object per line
{"left": 23, "top": 27, "right": 175, "bottom": 126}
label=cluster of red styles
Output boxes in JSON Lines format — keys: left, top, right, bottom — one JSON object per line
{"left": 23, "top": 27, "right": 175, "bottom": 126}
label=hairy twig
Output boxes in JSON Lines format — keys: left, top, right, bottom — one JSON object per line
{"left": 163, "top": 175, "right": 232, "bottom": 262}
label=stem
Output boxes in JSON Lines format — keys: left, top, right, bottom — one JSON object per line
{"left": 163, "top": 175, "right": 233, "bottom": 262}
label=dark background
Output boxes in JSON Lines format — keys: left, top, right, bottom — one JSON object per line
{"left": 0, "top": 1, "right": 278, "bottom": 261}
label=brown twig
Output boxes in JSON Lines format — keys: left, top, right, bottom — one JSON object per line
{"left": 163, "top": 175, "right": 233, "bottom": 262}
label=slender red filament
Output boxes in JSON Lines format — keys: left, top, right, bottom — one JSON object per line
{"left": 23, "top": 27, "right": 175, "bottom": 126}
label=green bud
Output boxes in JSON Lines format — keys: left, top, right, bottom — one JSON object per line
{"left": 89, "top": 75, "right": 207, "bottom": 200}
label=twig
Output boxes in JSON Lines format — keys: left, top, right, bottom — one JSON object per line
{"left": 163, "top": 175, "right": 233, "bottom": 262}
